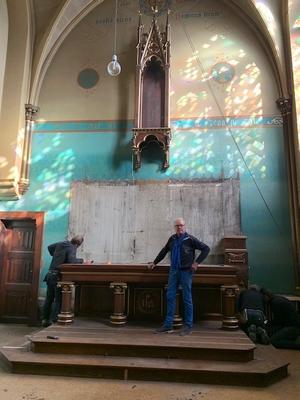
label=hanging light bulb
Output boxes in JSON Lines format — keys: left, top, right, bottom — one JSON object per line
{"left": 107, "top": 0, "right": 121, "bottom": 76}
{"left": 107, "top": 54, "right": 121, "bottom": 76}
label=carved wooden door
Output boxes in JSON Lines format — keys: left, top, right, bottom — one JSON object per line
{"left": 0, "top": 219, "right": 38, "bottom": 324}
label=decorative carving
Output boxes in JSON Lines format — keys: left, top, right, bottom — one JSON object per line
{"left": 132, "top": 9, "right": 171, "bottom": 169}
{"left": 25, "top": 104, "right": 39, "bottom": 121}
{"left": 134, "top": 288, "right": 161, "bottom": 315}
{"left": 276, "top": 96, "right": 292, "bottom": 116}
{"left": 19, "top": 104, "right": 39, "bottom": 195}
{"left": 132, "top": 127, "right": 171, "bottom": 169}
{"left": 0, "top": 104, "right": 39, "bottom": 199}
{"left": 225, "top": 250, "right": 248, "bottom": 265}
{"left": 18, "top": 179, "right": 30, "bottom": 196}
{"left": 223, "top": 236, "right": 248, "bottom": 288}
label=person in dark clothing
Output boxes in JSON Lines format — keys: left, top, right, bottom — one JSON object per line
{"left": 261, "top": 289, "right": 300, "bottom": 349}
{"left": 42, "top": 235, "right": 84, "bottom": 327}
{"left": 237, "top": 285, "right": 270, "bottom": 344}
{"left": 148, "top": 218, "right": 210, "bottom": 336}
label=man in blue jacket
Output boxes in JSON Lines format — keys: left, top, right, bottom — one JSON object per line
{"left": 148, "top": 218, "right": 210, "bottom": 336}
{"left": 42, "top": 235, "right": 84, "bottom": 327}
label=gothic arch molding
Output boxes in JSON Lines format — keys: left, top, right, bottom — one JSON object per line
{"left": 29, "top": 0, "right": 104, "bottom": 105}
{"left": 30, "top": 0, "right": 288, "bottom": 106}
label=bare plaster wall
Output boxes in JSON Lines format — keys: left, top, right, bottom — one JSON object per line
{"left": 69, "top": 179, "right": 240, "bottom": 264}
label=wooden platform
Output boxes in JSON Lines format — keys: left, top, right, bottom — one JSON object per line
{"left": 0, "top": 320, "right": 289, "bottom": 386}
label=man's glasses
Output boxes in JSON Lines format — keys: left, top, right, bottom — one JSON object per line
{"left": 175, "top": 224, "right": 185, "bottom": 227}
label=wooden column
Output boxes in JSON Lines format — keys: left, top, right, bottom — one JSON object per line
{"left": 221, "top": 285, "right": 239, "bottom": 330}
{"left": 110, "top": 282, "right": 127, "bottom": 325}
{"left": 57, "top": 282, "right": 74, "bottom": 325}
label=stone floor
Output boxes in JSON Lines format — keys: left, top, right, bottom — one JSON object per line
{"left": 0, "top": 323, "right": 299, "bottom": 400}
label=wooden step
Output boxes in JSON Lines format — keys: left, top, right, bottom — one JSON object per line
{"left": 0, "top": 321, "right": 290, "bottom": 387}
{"left": 0, "top": 344, "right": 289, "bottom": 387}
{"left": 28, "top": 325, "right": 255, "bottom": 362}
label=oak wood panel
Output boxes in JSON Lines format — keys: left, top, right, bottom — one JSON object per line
{"left": 0, "top": 212, "right": 44, "bottom": 325}
{"left": 59, "top": 264, "right": 238, "bottom": 321}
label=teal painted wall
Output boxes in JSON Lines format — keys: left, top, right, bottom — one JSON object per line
{"left": 0, "top": 117, "right": 295, "bottom": 294}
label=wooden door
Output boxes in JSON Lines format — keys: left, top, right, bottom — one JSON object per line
{"left": 0, "top": 212, "right": 44, "bottom": 325}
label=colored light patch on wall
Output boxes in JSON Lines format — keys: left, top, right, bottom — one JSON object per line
{"left": 0, "top": 117, "right": 294, "bottom": 294}
{"left": 290, "top": 6, "right": 300, "bottom": 137}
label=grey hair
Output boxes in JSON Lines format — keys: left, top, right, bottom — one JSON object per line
{"left": 71, "top": 235, "right": 84, "bottom": 246}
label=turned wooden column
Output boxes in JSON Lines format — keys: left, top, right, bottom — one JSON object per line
{"left": 110, "top": 282, "right": 127, "bottom": 325}
{"left": 221, "top": 285, "right": 239, "bottom": 330}
{"left": 57, "top": 282, "right": 74, "bottom": 325}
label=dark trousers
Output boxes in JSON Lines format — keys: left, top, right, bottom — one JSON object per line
{"left": 42, "top": 272, "right": 62, "bottom": 322}
{"left": 270, "top": 326, "right": 300, "bottom": 349}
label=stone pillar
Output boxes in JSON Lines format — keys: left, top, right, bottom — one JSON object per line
{"left": 57, "top": 282, "right": 74, "bottom": 325}
{"left": 110, "top": 282, "right": 127, "bottom": 325}
{"left": 19, "top": 104, "right": 39, "bottom": 195}
{"left": 277, "top": 96, "right": 300, "bottom": 290}
{"left": 221, "top": 285, "right": 239, "bottom": 330}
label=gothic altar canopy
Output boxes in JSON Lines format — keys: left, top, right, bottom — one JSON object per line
{"left": 132, "top": 8, "right": 171, "bottom": 170}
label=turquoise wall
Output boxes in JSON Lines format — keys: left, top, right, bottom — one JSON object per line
{"left": 0, "top": 117, "right": 295, "bottom": 293}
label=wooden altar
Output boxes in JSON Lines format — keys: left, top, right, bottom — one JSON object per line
{"left": 57, "top": 263, "right": 239, "bottom": 330}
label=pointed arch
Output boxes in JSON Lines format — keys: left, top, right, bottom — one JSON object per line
{"left": 29, "top": 0, "right": 105, "bottom": 105}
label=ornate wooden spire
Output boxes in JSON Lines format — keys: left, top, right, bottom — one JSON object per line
{"left": 132, "top": 9, "right": 171, "bottom": 170}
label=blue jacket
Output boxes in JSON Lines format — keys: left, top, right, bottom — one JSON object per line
{"left": 154, "top": 233, "right": 210, "bottom": 270}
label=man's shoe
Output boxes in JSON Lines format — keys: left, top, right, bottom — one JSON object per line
{"left": 155, "top": 325, "right": 174, "bottom": 333}
{"left": 179, "top": 326, "right": 192, "bottom": 336}
{"left": 247, "top": 324, "right": 257, "bottom": 343}
{"left": 42, "top": 319, "right": 51, "bottom": 328}
{"left": 257, "top": 327, "right": 270, "bottom": 345}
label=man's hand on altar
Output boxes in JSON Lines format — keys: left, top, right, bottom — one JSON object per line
{"left": 191, "top": 262, "right": 198, "bottom": 272}
{"left": 83, "top": 260, "right": 94, "bottom": 264}
{"left": 147, "top": 262, "right": 155, "bottom": 270}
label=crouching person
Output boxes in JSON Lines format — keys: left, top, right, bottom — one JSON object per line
{"left": 237, "top": 285, "right": 270, "bottom": 344}
{"left": 261, "top": 288, "right": 300, "bottom": 349}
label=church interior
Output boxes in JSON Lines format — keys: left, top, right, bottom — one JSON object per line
{"left": 0, "top": 0, "right": 300, "bottom": 397}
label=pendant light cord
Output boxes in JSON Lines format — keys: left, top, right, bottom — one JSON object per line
{"left": 114, "top": 0, "right": 118, "bottom": 55}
